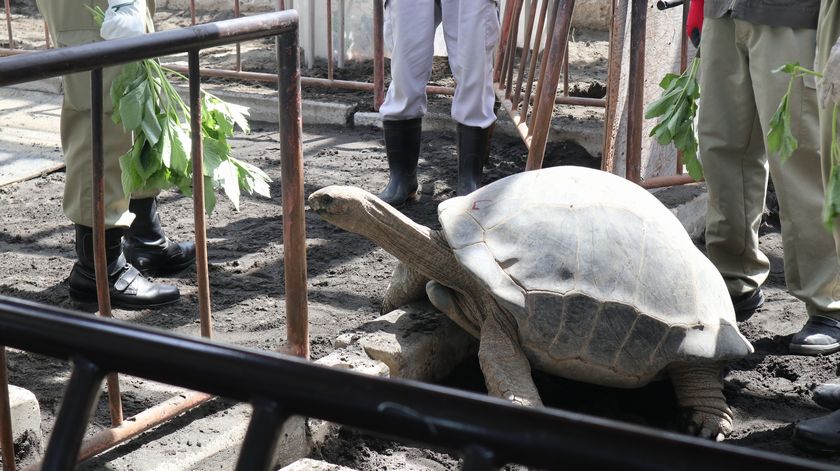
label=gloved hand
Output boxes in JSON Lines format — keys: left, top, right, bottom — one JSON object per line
{"left": 819, "top": 39, "right": 840, "bottom": 109}
{"left": 100, "top": 0, "right": 147, "bottom": 40}
{"left": 686, "top": 0, "right": 704, "bottom": 48}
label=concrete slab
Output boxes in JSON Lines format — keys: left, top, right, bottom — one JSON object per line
{"left": 279, "top": 458, "right": 357, "bottom": 471}
{"left": 171, "top": 83, "right": 358, "bottom": 127}
{"left": 355, "top": 107, "right": 605, "bottom": 160}
{"left": 80, "top": 403, "right": 307, "bottom": 471}
{"left": 652, "top": 182, "right": 708, "bottom": 241}
{"left": 0, "top": 84, "right": 64, "bottom": 187}
{"left": 339, "top": 302, "right": 476, "bottom": 382}
{"left": 9, "top": 384, "right": 43, "bottom": 458}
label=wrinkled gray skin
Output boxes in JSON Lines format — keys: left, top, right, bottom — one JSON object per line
{"left": 309, "top": 176, "right": 751, "bottom": 441}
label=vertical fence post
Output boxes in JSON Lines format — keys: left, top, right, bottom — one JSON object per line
{"left": 277, "top": 27, "right": 309, "bottom": 359}
{"left": 625, "top": 0, "right": 646, "bottom": 183}
{"left": 4, "top": 0, "right": 13, "bottom": 50}
{"left": 90, "top": 67, "right": 124, "bottom": 427}
{"left": 373, "top": 0, "right": 385, "bottom": 111}
{"left": 188, "top": 51, "right": 213, "bottom": 340}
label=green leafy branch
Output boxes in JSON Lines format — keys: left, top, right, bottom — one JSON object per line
{"left": 767, "top": 63, "right": 824, "bottom": 162}
{"left": 645, "top": 56, "right": 703, "bottom": 180}
{"left": 768, "top": 62, "right": 840, "bottom": 229}
{"left": 87, "top": 5, "right": 271, "bottom": 215}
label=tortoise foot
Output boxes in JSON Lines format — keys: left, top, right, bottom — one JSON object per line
{"left": 679, "top": 407, "right": 732, "bottom": 442}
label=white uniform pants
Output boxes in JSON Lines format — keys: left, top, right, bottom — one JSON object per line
{"left": 380, "top": 0, "right": 500, "bottom": 129}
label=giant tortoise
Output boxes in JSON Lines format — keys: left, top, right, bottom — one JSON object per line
{"left": 308, "top": 166, "right": 753, "bottom": 440}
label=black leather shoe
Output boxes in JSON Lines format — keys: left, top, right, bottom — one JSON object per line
{"left": 789, "top": 316, "right": 840, "bottom": 355}
{"left": 731, "top": 288, "right": 764, "bottom": 317}
{"left": 813, "top": 384, "right": 840, "bottom": 411}
{"left": 68, "top": 258, "right": 181, "bottom": 310}
{"left": 69, "top": 225, "right": 180, "bottom": 310}
{"left": 124, "top": 198, "right": 196, "bottom": 276}
{"left": 793, "top": 409, "right": 840, "bottom": 454}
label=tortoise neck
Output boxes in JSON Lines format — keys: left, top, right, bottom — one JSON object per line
{"left": 353, "top": 197, "right": 474, "bottom": 291}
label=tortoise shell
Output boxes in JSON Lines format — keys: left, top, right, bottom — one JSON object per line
{"left": 437, "top": 166, "right": 753, "bottom": 387}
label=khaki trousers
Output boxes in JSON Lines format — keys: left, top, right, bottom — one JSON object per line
{"left": 35, "top": 0, "right": 158, "bottom": 228}
{"left": 817, "top": 0, "right": 840, "bottom": 242}
{"left": 699, "top": 17, "right": 840, "bottom": 318}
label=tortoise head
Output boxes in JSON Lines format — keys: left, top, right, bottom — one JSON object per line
{"left": 308, "top": 185, "right": 387, "bottom": 235}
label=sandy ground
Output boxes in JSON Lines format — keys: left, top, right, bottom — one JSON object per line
{"left": 4, "top": 3, "right": 840, "bottom": 471}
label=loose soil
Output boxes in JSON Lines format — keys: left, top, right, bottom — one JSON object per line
{"left": 3, "top": 4, "right": 840, "bottom": 471}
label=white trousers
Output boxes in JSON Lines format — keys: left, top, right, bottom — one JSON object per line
{"left": 380, "top": 0, "right": 500, "bottom": 129}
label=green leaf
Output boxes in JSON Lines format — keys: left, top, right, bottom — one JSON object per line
{"left": 215, "top": 159, "right": 241, "bottom": 211}
{"left": 137, "top": 139, "right": 161, "bottom": 180}
{"left": 169, "top": 122, "right": 191, "bottom": 176}
{"left": 773, "top": 62, "right": 800, "bottom": 75}
{"left": 156, "top": 118, "right": 172, "bottom": 168}
{"left": 119, "top": 146, "right": 143, "bottom": 197}
{"left": 119, "top": 82, "right": 147, "bottom": 131}
{"left": 203, "top": 176, "right": 217, "bottom": 215}
{"left": 824, "top": 165, "right": 840, "bottom": 229}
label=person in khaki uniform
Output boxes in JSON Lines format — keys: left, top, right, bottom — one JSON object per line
{"left": 36, "top": 0, "right": 195, "bottom": 309}
{"left": 785, "top": 1, "right": 840, "bottom": 454}
{"left": 698, "top": 0, "right": 840, "bottom": 354}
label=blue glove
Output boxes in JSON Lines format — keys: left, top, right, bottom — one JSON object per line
{"left": 100, "top": 0, "right": 147, "bottom": 40}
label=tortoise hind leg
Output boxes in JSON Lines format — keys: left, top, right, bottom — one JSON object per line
{"left": 668, "top": 363, "right": 732, "bottom": 441}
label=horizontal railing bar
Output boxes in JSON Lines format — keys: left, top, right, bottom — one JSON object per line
{"left": 0, "top": 296, "right": 831, "bottom": 471}
{"left": 0, "top": 10, "right": 298, "bottom": 87}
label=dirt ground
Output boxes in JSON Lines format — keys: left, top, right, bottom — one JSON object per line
{"left": 4, "top": 3, "right": 840, "bottom": 471}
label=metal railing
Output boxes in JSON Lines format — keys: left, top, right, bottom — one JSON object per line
{"left": 0, "top": 296, "right": 837, "bottom": 471}
{"left": 493, "top": 0, "right": 605, "bottom": 171}
{"left": 0, "top": 10, "right": 306, "bottom": 470}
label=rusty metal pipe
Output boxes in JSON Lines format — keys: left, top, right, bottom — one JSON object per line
{"left": 190, "top": 0, "right": 196, "bottom": 25}
{"left": 4, "top": 0, "right": 12, "bottom": 51}
{"left": 77, "top": 392, "right": 212, "bottom": 462}
{"left": 520, "top": 0, "right": 550, "bottom": 123}
{"left": 494, "top": 0, "right": 516, "bottom": 84}
{"left": 188, "top": 51, "right": 213, "bottom": 340}
{"left": 625, "top": 0, "right": 647, "bottom": 183}
{"left": 91, "top": 68, "right": 124, "bottom": 428}
{"left": 513, "top": 0, "right": 539, "bottom": 109}
{"left": 639, "top": 174, "right": 701, "bottom": 189}
{"left": 504, "top": 0, "right": 524, "bottom": 99}
{"left": 528, "top": 0, "right": 560, "bottom": 136}
{"left": 235, "top": 0, "right": 242, "bottom": 72}
{"left": 327, "top": 0, "right": 334, "bottom": 81}
{"left": 373, "top": 0, "right": 385, "bottom": 110}
{"left": 0, "top": 348, "right": 15, "bottom": 471}
{"left": 602, "top": 0, "right": 626, "bottom": 173}
{"left": 277, "top": 27, "right": 309, "bottom": 359}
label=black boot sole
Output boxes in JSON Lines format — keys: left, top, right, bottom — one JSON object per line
{"left": 69, "top": 287, "right": 181, "bottom": 310}
{"left": 382, "top": 183, "right": 422, "bottom": 209}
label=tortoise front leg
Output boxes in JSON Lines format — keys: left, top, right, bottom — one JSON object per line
{"left": 668, "top": 363, "right": 732, "bottom": 441}
{"left": 382, "top": 261, "right": 429, "bottom": 314}
{"left": 479, "top": 313, "right": 543, "bottom": 408}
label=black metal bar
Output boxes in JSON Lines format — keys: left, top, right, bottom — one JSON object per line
{"left": 0, "top": 11, "right": 299, "bottom": 87}
{"left": 0, "top": 296, "right": 833, "bottom": 471}
{"left": 462, "top": 445, "right": 496, "bottom": 471}
{"left": 657, "top": 0, "right": 684, "bottom": 9}
{"left": 235, "top": 399, "right": 289, "bottom": 471}
{"left": 41, "top": 357, "right": 104, "bottom": 471}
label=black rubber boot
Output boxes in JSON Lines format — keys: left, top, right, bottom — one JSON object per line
{"left": 124, "top": 198, "right": 196, "bottom": 276}
{"left": 793, "top": 409, "right": 840, "bottom": 454}
{"left": 456, "top": 122, "right": 494, "bottom": 196}
{"left": 68, "top": 225, "right": 180, "bottom": 309}
{"left": 813, "top": 384, "right": 840, "bottom": 411}
{"left": 378, "top": 118, "right": 422, "bottom": 208}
